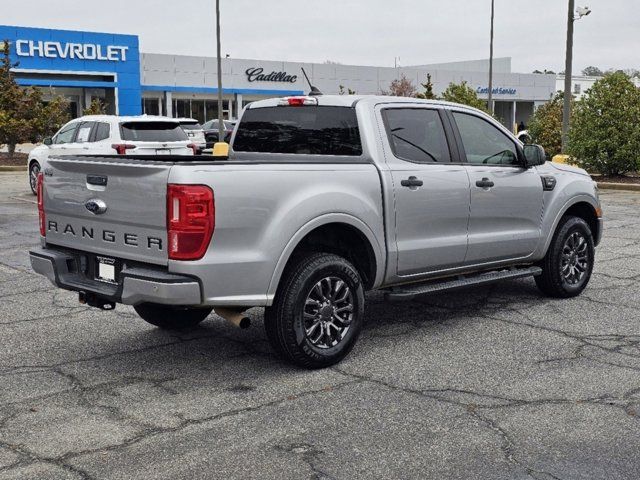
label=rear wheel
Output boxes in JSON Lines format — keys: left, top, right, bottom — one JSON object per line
{"left": 535, "top": 216, "right": 595, "bottom": 298}
{"left": 29, "top": 161, "right": 40, "bottom": 195}
{"left": 264, "top": 253, "right": 364, "bottom": 369}
{"left": 134, "top": 303, "right": 212, "bottom": 330}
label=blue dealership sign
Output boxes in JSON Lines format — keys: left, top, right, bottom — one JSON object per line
{"left": 0, "top": 25, "right": 142, "bottom": 115}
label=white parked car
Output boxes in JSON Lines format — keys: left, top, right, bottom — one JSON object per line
{"left": 176, "top": 118, "right": 206, "bottom": 153}
{"left": 28, "top": 115, "right": 195, "bottom": 194}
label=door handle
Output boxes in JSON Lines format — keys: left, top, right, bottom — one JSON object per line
{"left": 401, "top": 176, "right": 424, "bottom": 188}
{"left": 475, "top": 177, "right": 495, "bottom": 188}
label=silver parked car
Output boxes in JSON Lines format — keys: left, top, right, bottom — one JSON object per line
{"left": 30, "top": 95, "right": 602, "bottom": 368}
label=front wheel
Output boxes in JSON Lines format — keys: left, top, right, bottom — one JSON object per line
{"left": 264, "top": 253, "right": 365, "bottom": 369}
{"left": 29, "top": 161, "right": 40, "bottom": 195}
{"left": 134, "top": 303, "right": 212, "bottom": 330}
{"left": 535, "top": 216, "right": 595, "bottom": 298}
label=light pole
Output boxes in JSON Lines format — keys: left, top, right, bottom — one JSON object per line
{"left": 487, "top": 0, "right": 495, "bottom": 115}
{"left": 215, "top": 0, "right": 224, "bottom": 142}
{"left": 562, "top": 2, "right": 591, "bottom": 152}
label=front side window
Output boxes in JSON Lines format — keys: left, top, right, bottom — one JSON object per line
{"left": 233, "top": 106, "right": 362, "bottom": 156}
{"left": 120, "top": 122, "right": 188, "bottom": 142}
{"left": 53, "top": 123, "right": 79, "bottom": 144}
{"left": 452, "top": 112, "right": 519, "bottom": 166}
{"left": 75, "top": 122, "right": 94, "bottom": 143}
{"left": 383, "top": 108, "right": 451, "bottom": 163}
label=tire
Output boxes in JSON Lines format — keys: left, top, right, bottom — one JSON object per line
{"left": 29, "top": 161, "right": 40, "bottom": 196}
{"left": 535, "top": 216, "right": 595, "bottom": 298}
{"left": 264, "top": 253, "right": 365, "bottom": 369}
{"left": 134, "top": 303, "right": 212, "bottom": 330}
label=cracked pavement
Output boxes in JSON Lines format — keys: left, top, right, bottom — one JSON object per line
{"left": 0, "top": 171, "right": 639, "bottom": 479}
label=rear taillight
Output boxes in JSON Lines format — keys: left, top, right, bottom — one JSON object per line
{"left": 111, "top": 144, "right": 136, "bottom": 155}
{"left": 37, "top": 172, "right": 45, "bottom": 236}
{"left": 167, "top": 184, "right": 214, "bottom": 260}
{"left": 186, "top": 143, "right": 198, "bottom": 155}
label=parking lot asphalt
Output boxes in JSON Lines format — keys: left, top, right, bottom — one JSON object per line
{"left": 0, "top": 171, "right": 639, "bottom": 480}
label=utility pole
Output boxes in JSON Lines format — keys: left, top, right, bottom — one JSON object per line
{"left": 487, "top": 0, "right": 495, "bottom": 114}
{"left": 561, "top": 0, "right": 575, "bottom": 152}
{"left": 216, "top": 0, "right": 224, "bottom": 142}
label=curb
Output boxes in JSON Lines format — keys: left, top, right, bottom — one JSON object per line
{"left": 0, "top": 166, "right": 27, "bottom": 172}
{"left": 597, "top": 182, "right": 640, "bottom": 192}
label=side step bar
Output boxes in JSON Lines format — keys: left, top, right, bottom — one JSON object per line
{"left": 384, "top": 266, "right": 542, "bottom": 301}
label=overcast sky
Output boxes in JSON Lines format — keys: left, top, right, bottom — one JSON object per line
{"left": 3, "top": 0, "right": 638, "bottom": 73}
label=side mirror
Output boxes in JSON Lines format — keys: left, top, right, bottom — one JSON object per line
{"left": 523, "top": 144, "right": 546, "bottom": 167}
{"left": 43, "top": 137, "right": 53, "bottom": 146}
{"left": 212, "top": 142, "right": 229, "bottom": 159}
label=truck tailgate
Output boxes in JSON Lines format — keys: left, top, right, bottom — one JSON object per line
{"left": 43, "top": 157, "right": 170, "bottom": 266}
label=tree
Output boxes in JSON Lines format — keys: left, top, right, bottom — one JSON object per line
{"left": 528, "top": 92, "right": 568, "bottom": 158}
{"left": 582, "top": 66, "right": 604, "bottom": 77}
{"left": 415, "top": 73, "right": 436, "bottom": 99}
{"left": 440, "top": 81, "right": 490, "bottom": 113}
{"left": 381, "top": 74, "right": 416, "bottom": 97}
{"left": 83, "top": 98, "right": 108, "bottom": 115}
{"left": 0, "top": 40, "right": 69, "bottom": 157}
{"left": 568, "top": 72, "right": 640, "bottom": 176}
{"left": 338, "top": 85, "right": 356, "bottom": 95}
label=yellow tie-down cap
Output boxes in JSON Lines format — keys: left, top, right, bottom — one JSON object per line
{"left": 212, "top": 142, "right": 230, "bottom": 159}
{"left": 552, "top": 154, "right": 572, "bottom": 165}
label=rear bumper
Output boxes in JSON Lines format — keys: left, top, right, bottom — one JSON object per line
{"left": 29, "top": 246, "right": 202, "bottom": 306}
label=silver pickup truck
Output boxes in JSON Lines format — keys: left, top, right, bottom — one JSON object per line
{"left": 30, "top": 95, "right": 603, "bottom": 368}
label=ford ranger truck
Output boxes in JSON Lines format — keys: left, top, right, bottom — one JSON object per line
{"left": 30, "top": 95, "right": 603, "bottom": 369}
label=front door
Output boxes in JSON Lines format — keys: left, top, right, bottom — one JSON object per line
{"left": 450, "top": 111, "right": 543, "bottom": 264}
{"left": 381, "top": 106, "right": 470, "bottom": 277}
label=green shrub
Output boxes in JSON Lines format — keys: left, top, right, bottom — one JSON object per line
{"left": 568, "top": 72, "right": 640, "bottom": 175}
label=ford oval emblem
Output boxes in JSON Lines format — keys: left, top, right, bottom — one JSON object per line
{"left": 85, "top": 199, "right": 107, "bottom": 215}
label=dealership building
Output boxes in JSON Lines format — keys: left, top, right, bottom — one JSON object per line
{"left": 0, "top": 24, "right": 558, "bottom": 128}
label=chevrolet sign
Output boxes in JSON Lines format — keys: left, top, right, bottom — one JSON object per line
{"left": 15, "top": 40, "right": 129, "bottom": 62}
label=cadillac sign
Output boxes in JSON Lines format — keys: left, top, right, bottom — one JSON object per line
{"left": 246, "top": 67, "right": 297, "bottom": 83}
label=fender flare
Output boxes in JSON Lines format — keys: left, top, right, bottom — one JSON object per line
{"left": 541, "top": 194, "right": 599, "bottom": 256}
{"left": 266, "top": 213, "right": 385, "bottom": 300}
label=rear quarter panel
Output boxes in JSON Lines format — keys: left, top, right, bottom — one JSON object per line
{"left": 167, "top": 162, "right": 385, "bottom": 306}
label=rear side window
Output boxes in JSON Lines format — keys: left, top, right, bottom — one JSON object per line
{"left": 120, "top": 122, "right": 188, "bottom": 142}
{"left": 382, "top": 108, "right": 451, "bottom": 163}
{"left": 233, "top": 106, "right": 362, "bottom": 156}
{"left": 180, "top": 122, "right": 202, "bottom": 130}
{"left": 94, "top": 122, "right": 110, "bottom": 142}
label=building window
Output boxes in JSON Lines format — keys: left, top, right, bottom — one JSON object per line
{"left": 142, "top": 98, "right": 160, "bottom": 116}
{"left": 174, "top": 99, "right": 190, "bottom": 118}
{"left": 191, "top": 100, "right": 205, "bottom": 123}
{"left": 573, "top": 83, "right": 581, "bottom": 94}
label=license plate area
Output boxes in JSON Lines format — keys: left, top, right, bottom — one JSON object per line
{"left": 155, "top": 148, "right": 171, "bottom": 155}
{"left": 95, "top": 256, "right": 119, "bottom": 284}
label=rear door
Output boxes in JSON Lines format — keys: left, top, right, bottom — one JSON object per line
{"left": 119, "top": 121, "right": 192, "bottom": 155}
{"left": 380, "top": 105, "right": 470, "bottom": 276}
{"left": 43, "top": 157, "right": 172, "bottom": 265}
{"left": 449, "top": 110, "right": 543, "bottom": 264}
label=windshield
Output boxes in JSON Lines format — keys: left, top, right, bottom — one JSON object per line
{"left": 233, "top": 106, "right": 362, "bottom": 156}
{"left": 120, "top": 122, "right": 188, "bottom": 142}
